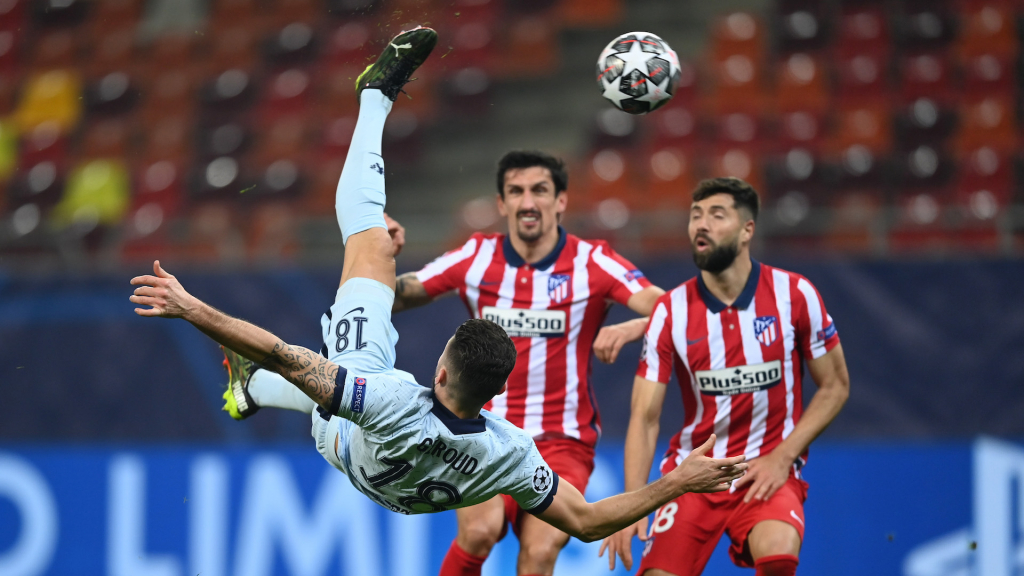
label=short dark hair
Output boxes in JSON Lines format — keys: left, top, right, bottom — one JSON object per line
{"left": 446, "top": 318, "right": 517, "bottom": 407}
{"left": 496, "top": 150, "right": 568, "bottom": 197}
{"left": 692, "top": 177, "right": 760, "bottom": 221}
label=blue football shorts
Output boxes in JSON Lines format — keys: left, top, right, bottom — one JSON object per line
{"left": 320, "top": 277, "right": 399, "bottom": 375}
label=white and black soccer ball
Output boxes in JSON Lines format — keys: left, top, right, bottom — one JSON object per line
{"left": 596, "top": 32, "right": 682, "bottom": 115}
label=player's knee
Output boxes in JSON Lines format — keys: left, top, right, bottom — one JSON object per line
{"left": 518, "top": 536, "right": 564, "bottom": 568}
{"left": 457, "top": 518, "right": 502, "bottom": 554}
{"left": 749, "top": 520, "right": 801, "bottom": 558}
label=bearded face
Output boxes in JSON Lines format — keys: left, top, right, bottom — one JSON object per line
{"left": 691, "top": 231, "right": 740, "bottom": 273}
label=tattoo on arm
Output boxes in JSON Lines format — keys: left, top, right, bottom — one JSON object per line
{"left": 393, "top": 271, "right": 431, "bottom": 312}
{"left": 263, "top": 341, "right": 340, "bottom": 411}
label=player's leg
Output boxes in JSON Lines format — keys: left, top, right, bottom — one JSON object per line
{"left": 336, "top": 27, "right": 437, "bottom": 289}
{"left": 247, "top": 370, "right": 317, "bottom": 413}
{"left": 516, "top": 513, "right": 571, "bottom": 575}
{"left": 515, "top": 438, "right": 595, "bottom": 575}
{"left": 320, "top": 27, "right": 438, "bottom": 379}
{"left": 634, "top": 491, "right": 731, "bottom": 576}
{"left": 747, "top": 521, "right": 801, "bottom": 576}
{"left": 724, "top": 475, "right": 807, "bottom": 576}
{"left": 438, "top": 496, "right": 505, "bottom": 576}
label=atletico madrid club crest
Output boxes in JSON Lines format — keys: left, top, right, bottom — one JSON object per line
{"left": 548, "top": 274, "right": 570, "bottom": 303}
{"left": 753, "top": 315, "right": 778, "bottom": 347}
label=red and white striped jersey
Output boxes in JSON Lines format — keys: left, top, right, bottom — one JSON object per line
{"left": 637, "top": 260, "right": 840, "bottom": 474}
{"left": 417, "top": 227, "right": 652, "bottom": 447}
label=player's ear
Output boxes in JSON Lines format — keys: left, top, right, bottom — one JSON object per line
{"left": 741, "top": 217, "right": 755, "bottom": 244}
{"left": 555, "top": 189, "right": 568, "bottom": 215}
{"left": 496, "top": 192, "right": 508, "bottom": 217}
{"left": 435, "top": 365, "right": 448, "bottom": 386}
{"left": 497, "top": 382, "right": 507, "bottom": 396}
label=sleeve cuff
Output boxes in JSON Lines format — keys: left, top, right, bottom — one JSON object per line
{"left": 525, "top": 472, "right": 560, "bottom": 515}
{"left": 328, "top": 364, "right": 349, "bottom": 415}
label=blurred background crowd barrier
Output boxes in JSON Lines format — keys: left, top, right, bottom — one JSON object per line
{"left": 1, "top": 0, "right": 1022, "bottom": 575}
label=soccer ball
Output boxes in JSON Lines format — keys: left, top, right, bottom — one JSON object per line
{"left": 596, "top": 32, "right": 681, "bottom": 115}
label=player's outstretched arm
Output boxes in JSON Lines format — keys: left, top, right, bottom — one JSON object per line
{"left": 594, "top": 286, "right": 665, "bottom": 364}
{"left": 130, "top": 260, "right": 340, "bottom": 411}
{"left": 533, "top": 434, "right": 746, "bottom": 543}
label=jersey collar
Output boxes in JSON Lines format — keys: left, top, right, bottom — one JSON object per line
{"left": 502, "top": 226, "right": 567, "bottom": 271}
{"left": 696, "top": 258, "right": 761, "bottom": 313}
{"left": 430, "top": 394, "right": 487, "bottom": 435}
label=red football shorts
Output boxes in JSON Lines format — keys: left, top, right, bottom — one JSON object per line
{"left": 636, "top": 473, "right": 808, "bottom": 575}
{"left": 501, "top": 436, "right": 595, "bottom": 537}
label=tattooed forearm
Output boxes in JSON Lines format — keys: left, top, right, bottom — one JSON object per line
{"left": 263, "top": 341, "right": 340, "bottom": 411}
{"left": 393, "top": 271, "right": 431, "bottom": 312}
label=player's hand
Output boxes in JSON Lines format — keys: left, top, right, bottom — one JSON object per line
{"left": 671, "top": 434, "right": 747, "bottom": 493}
{"left": 732, "top": 449, "right": 792, "bottom": 503}
{"left": 129, "top": 260, "right": 198, "bottom": 319}
{"left": 598, "top": 517, "right": 648, "bottom": 571}
{"left": 594, "top": 318, "right": 646, "bottom": 364}
{"left": 384, "top": 212, "right": 406, "bottom": 257}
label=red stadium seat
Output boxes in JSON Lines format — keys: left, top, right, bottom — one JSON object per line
{"left": 247, "top": 202, "right": 299, "bottom": 261}
{"left": 496, "top": 15, "right": 559, "bottom": 78}
{"left": 835, "top": 50, "right": 888, "bottom": 103}
{"left": 778, "top": 109, "right": 826, "bottom": 148}
{"left": 708, "top": 146, "right": 764, "bottom": 197}
{"left": 583, "top": 148, "right": 641, "bottom": 208}
{"left": 93, "top": 0, "right": 141, "bottom": 27}
{"left": 957, "top": 3, "right": 1017, "bottom": 59}
{"left": 443, "top": 19, "right": 497, "bottom": 72}
{"left": 139, "top": 69, "right": 196, "bottom": 126}
{"left": 646, "top": 146, "right": 697, "bottom": 207}
{"left": 831, "top": 104, "right": 891, "bottom": 154}
{"left": 775, "top": 52, "right": 828, "bottom": 114}
{"left": 86, "top": 26, "right": 135, "bottom": 78}
{"left": 962, "top": 53, "right": 1015, "bottom": 98}
{"left": 262, "top": 67, "right": 312, "bottom": 117}
{"left": 836, "top": 5, "right": 890, "bottom": 58}
{"left": 30, "top": 30, "right": 78, "bottom": 71}
{"left": 558, "top": 0, "right": 622, "bottom": 27}
{"left": 650, "top": 103, "right": 698, "bottom": 148}
{"left": 898, "top": 52, "right": 955, "bottom": 104}
{"left": 713, "top": 111, "right": 767, "bottom": 151}
{"left": 19, "top": 122, "right": 68, "bottom": 169}
{"left": 269, "top": 0, "right": 318, "bottom": 24}
{"left": 0, "top": 0, "right": 26, "bottom": 27}
{"left": 323, "top": 20, "right": 374, "bottom": 67}
{"left": 80, "top": 119, "right": 129, "bottom": 159}
{"left": 0, "top": 24, "right": 23, "bottom": 73}
{"left": 711, "top": 12, "right": 766, "bottom": 61}
{"left": 954, "top": 96, "right": 1017, "bottom": 153}
{"left": 207, "top": 26, "right": 258, "bottom": 72}
{"left": 708, "top": 52, "right": 767, "bottom": 113}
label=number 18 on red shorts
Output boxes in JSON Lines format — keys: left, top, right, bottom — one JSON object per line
{"left": 637, "top": 474, "right": 809, "bottom": 575}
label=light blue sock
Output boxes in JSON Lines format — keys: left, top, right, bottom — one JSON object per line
{"left": 336, "top": 89, "right": 393, "bottom": 244}
{"left": 248, "top": 369, "right": 317, "bottom": 413}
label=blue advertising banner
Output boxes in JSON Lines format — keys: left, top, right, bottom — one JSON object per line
{"left": 0, "top": 438, "right": 1018, "bottom": 576}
